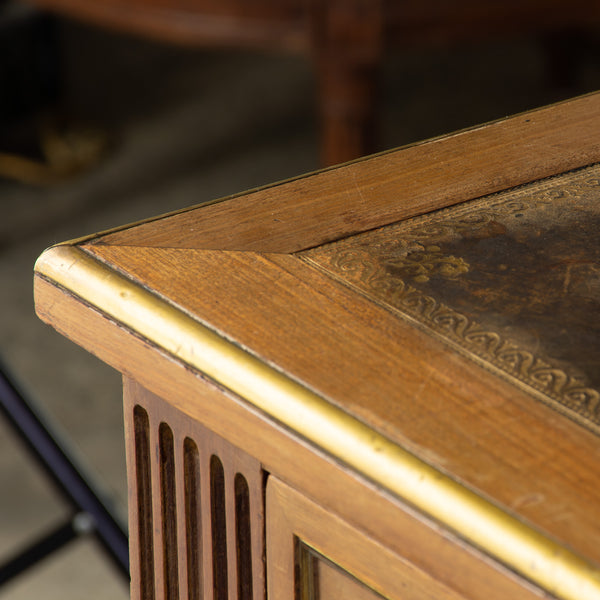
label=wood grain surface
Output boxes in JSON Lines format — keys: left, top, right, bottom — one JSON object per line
{"left": 87, "top": 93, "right": 600, "bottom": 253}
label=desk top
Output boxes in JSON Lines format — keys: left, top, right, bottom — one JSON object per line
{"left": 34, "top": 92, "right": 600, "bottom": 600}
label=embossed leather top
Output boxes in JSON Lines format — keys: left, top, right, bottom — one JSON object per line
{"left": 302, "top": 165, "right": 600, "bottom": 434}
{"left": 34, "top": 92, "right": 600, "bottom": 600}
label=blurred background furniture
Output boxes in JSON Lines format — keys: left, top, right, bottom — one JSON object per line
{"left": 18, "top": 0, "right": 600, "bottom": 166}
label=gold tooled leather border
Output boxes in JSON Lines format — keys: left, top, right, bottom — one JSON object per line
{"left": 300, "top": 163, "right": 600, "bottom": 435}
{"left": 35, "top": 244, "right": 600, "bottom": 600}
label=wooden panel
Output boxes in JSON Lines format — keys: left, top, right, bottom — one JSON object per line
{"left": 35, "top": 273, "right": 548, "bottom": 600}
{"left": 123, "top": 378, "right": 264, "bottom": 600}
{"left": 316, "top": 557, "right": 383, "bottom": 600}
{"left": 87, "top": 93, "right": 600, "bottom": 253}
{"left": 266, "top": 476, "right": 543, "bottom": 600}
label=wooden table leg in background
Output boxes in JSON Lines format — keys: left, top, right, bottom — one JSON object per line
{"left": 312, "top": 0, "right": 383, "bottom": 166}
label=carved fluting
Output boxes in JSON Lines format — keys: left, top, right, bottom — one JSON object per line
{"left": 129, "top": 391, "right": 264, "bottom": 600}
{"left": 303, "top": 163, "right": 600, "bottom": 433}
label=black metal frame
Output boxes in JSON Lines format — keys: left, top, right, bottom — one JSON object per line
{"left": 0, "top": 362, "right": 129, "bottom": 585}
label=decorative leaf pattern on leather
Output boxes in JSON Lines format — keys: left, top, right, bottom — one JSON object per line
{"left": 302, "top": 164, "right": 600, "bottom": 434}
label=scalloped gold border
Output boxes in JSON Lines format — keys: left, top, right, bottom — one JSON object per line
{"left": 35, "top": 244, "right": 600, "bottom": 600}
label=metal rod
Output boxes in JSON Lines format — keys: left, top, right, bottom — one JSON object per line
{"left": 0, "top": 516, "right": 81, "bottom": 585}
{"left": 0, "top": 362, "right": 129, "bottom": 579}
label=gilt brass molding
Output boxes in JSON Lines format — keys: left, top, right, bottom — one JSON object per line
{"left": 35, "top": 243, "right": 600, "bottom": 600}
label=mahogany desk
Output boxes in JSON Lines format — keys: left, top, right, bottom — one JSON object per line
{"left": 34, "top": 92, "right": 600, "bottom": 600}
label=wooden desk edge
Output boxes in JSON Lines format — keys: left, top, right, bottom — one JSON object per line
{"left": 34, "top": 244, "right": 600, "bottom": 600}
{"left": 58, "top": 91, "right": 600, "bottom": 254}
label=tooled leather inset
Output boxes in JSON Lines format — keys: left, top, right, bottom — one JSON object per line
{"left": 301, "top": 164, "right": 600, "bottom": 435}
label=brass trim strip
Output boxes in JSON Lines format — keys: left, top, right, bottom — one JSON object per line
{"left": 35, "top": 244, "right": 600, "bottom": 600}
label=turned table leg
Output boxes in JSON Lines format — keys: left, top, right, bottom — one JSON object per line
{"left": 311, "top": 0, "right": 384, "bottom": 166}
